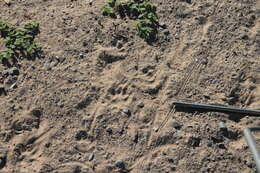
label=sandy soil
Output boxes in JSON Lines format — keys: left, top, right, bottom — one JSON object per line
{"left": 0, "top": 0, "right": 260, "bottom": 172}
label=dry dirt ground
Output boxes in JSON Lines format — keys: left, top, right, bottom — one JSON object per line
{"left": 0, "top": 0, "right": 260, "bottom": 172}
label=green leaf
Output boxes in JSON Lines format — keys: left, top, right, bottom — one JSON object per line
{"left": 102, "top": 5, "right": 115, "bottom": 16}
{"left": 0, "top": 20, "right": 41, "bottom": 62}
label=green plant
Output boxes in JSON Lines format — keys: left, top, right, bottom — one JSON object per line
{"left": 102, "top": 5, "right": 116, "bottom": 17}
{"left": 0, "top": 20, "right": 41, "bottom": 65}
{"left": 101, "top": 0, "right": 159, "bottom": 41}
{"left": 136, "top": 19, "right": 157, "bottom": 40}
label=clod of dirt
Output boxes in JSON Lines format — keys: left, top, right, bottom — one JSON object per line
{"left": 0, "top": 130, "right": 12, "bottom": 142}
{"left": 97, "top": 47, "right": 126, "bottom": 64}
{"left": 76, "top": 93, "right": 98, "bottom": 110}
{"left": 75, "top": 130, "right": 93, "bottom": 141}
{"left": 152, "top": 131, "right": 178, "bottom": 146}
{"left": 30, "top": 108, "right": 42, "bottom": 118}
{"left": 11, "top": 113, "right": 40, "bottom": 131}
{"left": 75, "top": 130, "right": 88, "bottom": 140}
{"left": 187, "top": 136, "right": 201, "bottom": 148}
{"left": 13, "top": 143, "right": 26, "bottom": 162}
{"left": 144, "top": 77, "right": 167, "bottom": 95}
{"left": 195, "top": 16, "right": 207, "bottom": 25}
{"left": 39, "top": 164, "right": 54, "bottom": 173}
{"left": 145, "top": 87, "right": 160, "bottom": 95}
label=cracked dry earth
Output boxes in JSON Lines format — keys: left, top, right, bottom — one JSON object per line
{"left": 0, "top": 0, "right": 260, "bottom": 172}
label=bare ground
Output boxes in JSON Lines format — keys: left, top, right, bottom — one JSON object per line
{"left": 0, "top": 0, "right": 260, "bottom": 172}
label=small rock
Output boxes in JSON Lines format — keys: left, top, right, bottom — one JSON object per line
{"left": 170, "top": 166, "right": 176, "bottom": 171}
{"left": 88, "top": 153, "right": 94, "bottom": 161}
{"left": 49, "top": 61, "right": 58, "bottom": 68}
{"left": 45, "top": 143, "right": 51, "bottom": 148}
{"left": 159, "top": 23, "right": 167, "bottom": 29}
{"left": 207, "top": 141, "right": 213, "bottom": 147}
{"left": 163, "top": 29, "right": 170, "bottom": 36}
{"left": 241, "top": 34, "right": 249, "bottom": 40}
{"left": 1, "top": 70, "right": 8, "bottom": 76}
{"left": 122, "top": 108, "right": 131, "bottom": 116}
{"left": 190, "top": 152, "right": 196, "bottom": 156}
{"left": 115, "top": 160, "right": 125, "bottom": 169}
{"left": 219, "top": 121, "right": 227, "bottom": 131}
{"left": 8, "top": 67, "right": 19, "bottom": 76}
{"left": 44, "top": 62, "right": 51, "bottom": 70}
{"left": 9, "top": 83, "right": 17, "bottom": 90}
{"left": 79, "top": 53, "right": 84, "bottom": 58}
{"left": 201, "top": 58, "right": 208, "bottom": 65}
{"left": 202, "top": 167, "right": 211, "bottom": 172}
{"left": 137, "top": 102, "right": 144, "bottom": 108}
{"left": 246, "top": 161, "right": 255, "bottom": 168}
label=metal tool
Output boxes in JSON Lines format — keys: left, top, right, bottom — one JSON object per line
{"left": 172, "top": 101, "right": 260, "bottom": 171}
{"left": 173, "top": 101, "right": 260, "bottom": 116}
{"left": 244, "top": 127, "right": 260, "bottom": 173}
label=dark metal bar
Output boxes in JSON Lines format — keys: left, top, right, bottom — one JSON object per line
{"left": 173, "top": 101, "right": 260, "bottom": 116}
{"left": 244, "top": 128, "right": 260, "bottom": 173}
